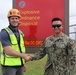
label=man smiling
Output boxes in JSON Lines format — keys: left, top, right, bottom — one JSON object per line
{"left": 31, "top": 17, "right": 76, "bottom": 75}
{"left": 0, "top": 9, "right": 31, "bottom": 75}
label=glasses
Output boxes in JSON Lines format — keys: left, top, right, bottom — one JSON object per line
{"left": 52, "top": 24, "right": 61, "bottom": 28}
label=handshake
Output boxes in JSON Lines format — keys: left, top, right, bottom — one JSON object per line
{"left": 22, "top": 54, "right": 33, "bottom": 61}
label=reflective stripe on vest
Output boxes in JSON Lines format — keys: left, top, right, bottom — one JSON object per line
{"left": 1, "top": 27, "right": 26, "bottom": 66}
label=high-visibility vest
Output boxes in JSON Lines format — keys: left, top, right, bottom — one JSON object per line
{"left": 1, "top": 27, "right": 26, "bottom": 66}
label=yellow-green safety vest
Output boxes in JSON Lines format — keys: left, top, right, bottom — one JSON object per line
{"left": 1, "top": 27, "right": 26, "bottom": 66}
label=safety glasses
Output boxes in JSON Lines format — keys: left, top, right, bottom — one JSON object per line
{"left": 52, "top": 24, "right": 61, "bottom": 28}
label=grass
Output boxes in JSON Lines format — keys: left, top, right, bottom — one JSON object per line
{"left": 0, "top": 65, "right": 2, "bottom": 75}
{"left": 25, "top": 55, "right": 47, "bottom": 75}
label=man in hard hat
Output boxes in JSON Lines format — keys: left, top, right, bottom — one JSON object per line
{"left": 0, "top": 9, "right": 32, "bottom": 75}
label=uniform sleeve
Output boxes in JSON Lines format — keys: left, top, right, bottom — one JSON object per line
{"left": 66, "top": 39, "right": 76, "bottom": 74}
{"left": 1, "top": 30, "right": 11, "bottom": 47}
{"left": 32, "top": 40, "right": 46, "bottom": 60}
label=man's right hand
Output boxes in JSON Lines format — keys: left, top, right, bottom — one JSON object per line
{"left": 23, "top": 54, "right": 32, "bottom": 61}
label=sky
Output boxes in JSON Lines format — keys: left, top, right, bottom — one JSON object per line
{"left": 69, "top": 0, "right": 76, "bottom": 25}
{"left": 0, "top": 0, "right": 12, "bottom": 30}
{"left": 69, "top": 0, "right": 76, "bottom": 17}
{"left": 0, "top": 0, "right": 76, "bottom": 30}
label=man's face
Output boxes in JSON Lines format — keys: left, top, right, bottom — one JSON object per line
{"left": 9, "top": 16, "right": 20, "bottom": 27}
{"left": 52, "top": 21, "right": 63, "bottom": 34}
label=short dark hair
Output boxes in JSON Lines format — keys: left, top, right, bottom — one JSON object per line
{"left": 51, "top": 17, "right": 62, "bottom": 22}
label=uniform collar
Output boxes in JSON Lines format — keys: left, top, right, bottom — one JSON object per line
{"left": 8, "top": 25, "right": 18, "bottom": 32}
